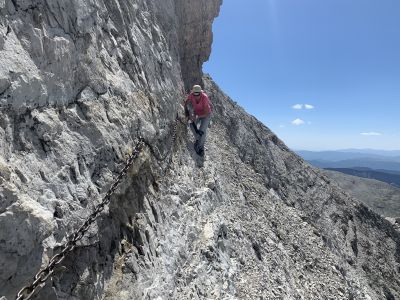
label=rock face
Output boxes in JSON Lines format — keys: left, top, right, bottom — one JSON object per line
{"left": 175, "top": 0, "right": 222, "bottom": 90}
{"left": 0, "top": 1, "right": 399, "bottom": 299}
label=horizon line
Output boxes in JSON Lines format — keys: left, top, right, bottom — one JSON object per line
{"left": 293, "top": 148, "right": 400, "bottom": 152}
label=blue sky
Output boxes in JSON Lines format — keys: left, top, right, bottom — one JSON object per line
{"left": 204, "top": 0, "right": 400, "bottom": 150}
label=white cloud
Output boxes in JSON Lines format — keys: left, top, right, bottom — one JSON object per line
{"left": 292, "top": 104, "right": 303, "bottom": 110}
{"left": 292, "top": 104, "right": 315, "bottom": 110}
{"left": 292, "top": 118, "right": 305, "bottom": 126}
{"left": 360, "top": 132, "right": 382, "bottom": 136}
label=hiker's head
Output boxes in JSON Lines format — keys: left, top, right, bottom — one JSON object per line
{"left": 192, "top": 85, "right": 202, "bottom": 96}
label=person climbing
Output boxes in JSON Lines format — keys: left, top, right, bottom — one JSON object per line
{"left": 185, "top": 84, "right": 212, "bottom": 157}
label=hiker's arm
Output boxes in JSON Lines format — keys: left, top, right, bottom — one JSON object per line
{"left": 184, "top": 99, "right": 196, "bottom": 122}
{"left": 200, "top": 95, "right": 211, "bottom": 117}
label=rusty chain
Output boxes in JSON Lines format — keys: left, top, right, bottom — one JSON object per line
{"left": 16, "top": 138, "right": 145, "bottom": 300}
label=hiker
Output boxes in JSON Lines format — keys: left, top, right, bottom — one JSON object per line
{"left": 185, "top": 84, "right": 212, "bottom": 157}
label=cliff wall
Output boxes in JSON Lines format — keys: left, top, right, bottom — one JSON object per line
{"left": 0, "top": 0, "right": 221, "bottom": 298}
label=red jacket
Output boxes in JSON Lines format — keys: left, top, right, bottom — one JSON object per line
{"left": 186, "top": 92, "right": 212, "bottom": 118}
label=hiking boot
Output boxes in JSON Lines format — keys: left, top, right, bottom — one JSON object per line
{"left": 197, "top": 148, "right": 205, "bottom": 157}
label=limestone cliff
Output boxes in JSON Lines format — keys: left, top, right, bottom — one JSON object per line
{"left": 0, "top": 1, "right": 399, "bottom": 299}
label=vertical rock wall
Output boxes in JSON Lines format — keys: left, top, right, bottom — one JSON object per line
{"left": 0, "top": 0, "right": 222, "bottom": 298}
{"left": 175, "top": 0, "right": 222, "bottom": 90}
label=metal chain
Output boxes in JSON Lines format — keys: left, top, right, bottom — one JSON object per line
{"left": 166, "top": 116, "right": 180, "bottom": 166}
{"left": 15, "top": 90, "right": 188, "bottom": 300}
{"left": 16, "top": 138, "right": 145, "bottom": 300}
{"left": 144, "top": 115, "right": 183, "bottom": 164}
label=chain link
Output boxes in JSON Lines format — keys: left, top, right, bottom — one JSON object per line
{"left": 16, "top": 138, "right": 145, "bottom": 300}
{"left": 143, "top": 116, "right": 182, "bottom": 164}
{"left": 15, "top": 101, "right": 186, "bottom": 300}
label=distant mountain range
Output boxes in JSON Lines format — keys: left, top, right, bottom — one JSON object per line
{"left": 325, "top": 167, "right": 400, "bottom": 187}
{"left": 296, "top": 150, "right": 400, "bottom": 217}
{"left": 308, "top": 159, "right": 400, "bottom": 172}
{"left": 296, "top": 149, "right": 400, "bottom": 185}
{"left": 322, "top": 169, "right": 400, "bottom": 218}
{"left": 334, "top": 149, "right": 400, "bottom": 157}
{"left": 297, "top": 150, "right": 400, "bottom": 163}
